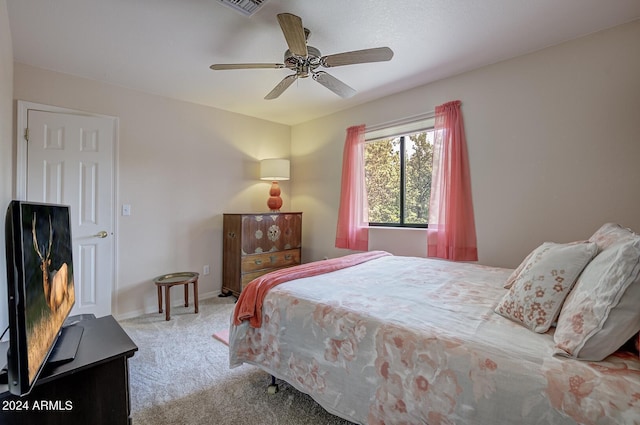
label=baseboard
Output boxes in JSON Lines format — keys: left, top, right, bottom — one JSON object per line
{"left": 115, "top": 291, "right": 223, "bottom": 321}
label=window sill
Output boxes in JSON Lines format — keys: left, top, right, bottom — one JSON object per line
{"left": 367, "top": 225, "right": 427, "bottom": 231}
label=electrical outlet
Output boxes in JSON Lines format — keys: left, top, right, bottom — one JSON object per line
{"left": 203, "top": 265, "right": 210, "bottom": 275}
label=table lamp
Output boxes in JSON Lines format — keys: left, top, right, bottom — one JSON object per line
{"left": 260, "top": 158, "right": 290, "bottom": 212}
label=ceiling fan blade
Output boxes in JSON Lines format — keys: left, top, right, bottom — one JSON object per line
{"left": 313, "top": 71, "right": 356, "bottom": 98}
{"left": 277, "top": 13, "right": 308, "bottom": 57}
{"left": 322, "top": 47, "right": 394, "bottom": 68}
{"left": 265, "top": 74, "right": 298, "bottom": 100}
{"left": 210, "top": 63, "right": 285, "bottom": 70}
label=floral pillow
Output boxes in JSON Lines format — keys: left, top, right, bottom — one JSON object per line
{"left": 504, "top": 249, "right": 534, "bottom": 289}
{"left": 504, "top": 240, "right": 590, "bottom": 289}
{"left": 554, "top": 226, "right": 640, "bottom": 361}
{"left": 495, "top": 241, "right": 598, "bottom": 333}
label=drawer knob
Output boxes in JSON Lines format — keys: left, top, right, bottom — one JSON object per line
{"left": 254, "top": 259, "right": 262, "bottom": 265}
{"left": 285, "top": 254, "right": 292, "bottom": 260}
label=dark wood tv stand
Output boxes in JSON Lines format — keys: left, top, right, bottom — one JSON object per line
{"left": 0, "top": 315, "right": 138, "bottom": 425}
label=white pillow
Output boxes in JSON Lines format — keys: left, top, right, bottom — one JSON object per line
{"left": 495, "top": 241, "right": 597, "bottom": 333}
{"left": 554, "top": 225, "right": 640, "bottom": 361}
{"left": 589, "top": 222, "right": 638, "bottom": 250}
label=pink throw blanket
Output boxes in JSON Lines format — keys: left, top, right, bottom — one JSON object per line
{"left": 233, "top": 251, "right": 391, "bottom": 328}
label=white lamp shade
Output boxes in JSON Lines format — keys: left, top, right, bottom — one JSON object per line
{"left": 260, "top": 158, "right": 290, "bottom": 181}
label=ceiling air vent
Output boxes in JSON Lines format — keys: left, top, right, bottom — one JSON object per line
{"left": 216, "top": 0, "right": 268, "bottom": 17}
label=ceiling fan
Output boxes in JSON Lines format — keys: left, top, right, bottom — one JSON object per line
{"left": 210, "top": 13, "right": 394, "bottom": 100}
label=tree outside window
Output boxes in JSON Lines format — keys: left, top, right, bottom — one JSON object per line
{"left": 364, "top": 129, "right": 434, "bottom": 227}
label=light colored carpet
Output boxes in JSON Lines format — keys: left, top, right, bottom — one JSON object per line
{"left": 119, "top": 296, "right": 356, "bottom": 425}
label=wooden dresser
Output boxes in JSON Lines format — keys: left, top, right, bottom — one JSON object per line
{"left": 222, "top": 212, "right": 302, "bottom": 297}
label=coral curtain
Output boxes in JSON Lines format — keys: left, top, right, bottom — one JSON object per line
{"left": 335, "top": 124, "right": 369, "bottom": 250}
{"left": 427, "top": 100, "right": 478, "bottom": 261}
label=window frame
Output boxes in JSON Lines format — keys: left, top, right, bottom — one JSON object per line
{"left": 365, "top": 119, "right": 435, "bottom": 229}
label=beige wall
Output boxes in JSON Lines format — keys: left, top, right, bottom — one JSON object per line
{"left": 13, "top": 64, "right": 291, "bottom": 319}
{"left": 0, "top": 0, "right": 13, "bottom": 331}
{"left": 4, "top": 14, "right": 640, "bottom": 320}
{"left": 291, "top": 20, "right": 640, "bottom": 268}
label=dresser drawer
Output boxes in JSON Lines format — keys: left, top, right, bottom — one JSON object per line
{"left": 241, "top": 265, "right": 295, "bottom": 290}
{"left": 241, "top": 249, "right": 300, "bottom": 272}
{"left": 241, "top": 270, "right": 267, "bottom": 289}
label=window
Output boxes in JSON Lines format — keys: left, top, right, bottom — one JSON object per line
{"left": 365, "top": 128, "right": 434, "bottom": 227}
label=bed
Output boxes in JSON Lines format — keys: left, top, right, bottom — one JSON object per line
{"left": 228, "top": 224, "right": 640, "bottom": 424}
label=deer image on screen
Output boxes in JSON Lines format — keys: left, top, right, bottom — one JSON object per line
{"left": 32, "top": 214, "right": 69, "bottom": 312}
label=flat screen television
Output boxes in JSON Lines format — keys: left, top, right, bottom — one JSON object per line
{"left": 3, "top": 201, "right": 80, "bottom": 396}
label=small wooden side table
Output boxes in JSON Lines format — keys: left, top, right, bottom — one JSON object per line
{"left": 153, "top": 272, "right": 199, "bottom": 321}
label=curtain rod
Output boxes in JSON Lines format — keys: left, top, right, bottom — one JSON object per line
{"left": 365, "top": 111, "right": 435, "bottom": 133}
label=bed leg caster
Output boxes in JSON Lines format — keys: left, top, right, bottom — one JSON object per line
{"left": 267, "top": 375, "right": 279, "bottom": 394}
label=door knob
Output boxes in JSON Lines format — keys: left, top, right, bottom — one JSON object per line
{"left": 94, "top": 231, "right": 108, "bottom": 238}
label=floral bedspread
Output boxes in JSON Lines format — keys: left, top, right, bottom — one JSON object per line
{"left": 228, "top": 256, "right": 640, "bottom": 424}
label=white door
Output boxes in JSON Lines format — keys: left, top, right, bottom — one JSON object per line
{"left": 26, "top": 109, "right": 115, "bottom": 318}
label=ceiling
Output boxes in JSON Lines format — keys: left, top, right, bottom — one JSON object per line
{"left": 7, "top": 0, "right": 640, "bottom": 125}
